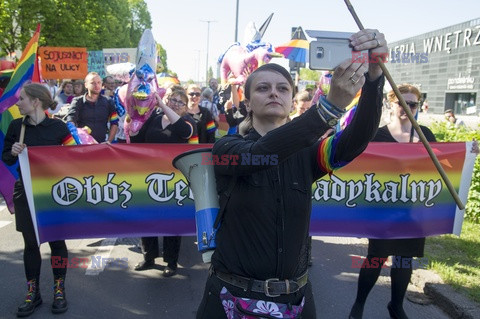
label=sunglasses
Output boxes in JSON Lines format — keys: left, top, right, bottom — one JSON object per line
{"left": 169, "top": 98, "right": 186, "bottom": 107}
{"left": 396, "top": 101, "right": 419, "bottom": 109}
{"left": 188, "top": 92, "right": 201, "bottom": 97}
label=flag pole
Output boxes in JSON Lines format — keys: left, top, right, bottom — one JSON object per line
{"left": 19, "top": 118, "right": 26, "bottom": 144}
{"left": 343, "top": 0, "right": 465, "bottom": 210}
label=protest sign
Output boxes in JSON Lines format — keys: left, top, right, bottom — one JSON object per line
{"left": 19, "top": 142, "right": 474, "bottom": 244}
{"left": 103, "top": 48, "right": 136, "bottom": 66}
{"left": 88, "top": 50, "right": 105, "bottom": 78}
{"left": 39, "top": 47, "right": 88, "bottom": 79}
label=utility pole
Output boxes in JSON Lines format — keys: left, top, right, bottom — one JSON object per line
{"left": 234, "top": 0, "right": 239, "bottom": 42}
{"left": 195, "top": 49, "right": 201, "bottom": 85}
{"left": 201, "top": 20, "right": 216, "bottom": 85}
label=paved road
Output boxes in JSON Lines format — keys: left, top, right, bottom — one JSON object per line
{"left": 0, "top": 200, "right": 451, "bottom": 318}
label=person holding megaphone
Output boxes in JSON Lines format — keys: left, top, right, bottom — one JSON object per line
{"left": 196, "top": 29, "right": 387, "bottom": 318}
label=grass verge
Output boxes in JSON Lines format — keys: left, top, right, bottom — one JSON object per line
{"left": 424, "top": 220, "right": 480, "bottom": 303}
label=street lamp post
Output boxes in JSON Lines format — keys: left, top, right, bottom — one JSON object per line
{"left": 195, "top": 49, "right": 201, "bottom": 85}
{"left": 235, "top": 0, "right": 239, "bottom": 42}
{"left": 201, "top": 20, "right": 216, "bottom": 85}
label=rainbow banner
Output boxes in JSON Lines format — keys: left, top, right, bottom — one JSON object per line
{"left": 0, "top": 25, "right": 41, "bottom": 213}
{"left": 310, "top": 142, "right": 475, "bottom": 238}
{"left": 18, "top": 142, "right": 475, "bottom": 244}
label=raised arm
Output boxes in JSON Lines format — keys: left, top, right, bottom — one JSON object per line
{"left": 213, "top": 105, "right": 331, "bottom": 176}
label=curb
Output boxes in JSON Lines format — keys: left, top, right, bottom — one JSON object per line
{"left": 411, "top": 269, "right": 480, "bottom": 319}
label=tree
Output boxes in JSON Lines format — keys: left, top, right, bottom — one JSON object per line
{"left": 0, "top": 0, "right": 22, "bottom": 56}
{"left": 127, "top": 0, "right": 152, "bottom": 47}
{"left": 0, "top": 0, "right": 153, "bottom": 57}
{"left": 156, "top": 43, "right": 167, "bottom": 73}
{"left": 0, "top": 0, "right": 50, "bottom": 56}
{"left": 299, "top": 68, "right": 321, "bottom": 82}
{"left": 207, "top": 66, "right": 214, "bottom": 83}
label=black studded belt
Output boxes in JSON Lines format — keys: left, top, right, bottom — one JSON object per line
{"left": 214, "top": 270, "right": 308, "bottom": 297}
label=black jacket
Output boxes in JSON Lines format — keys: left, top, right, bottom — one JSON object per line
{"left": 66, "top": 94, "right": 118, "bottom": 143}
{"left": 211, "top": 75, "right": 384, "bottom": 280}
{"left": 189, "top": 106, "right": 215, "bottom": 143}
{"left": 2, "top": 116, "right": 72, "bottom": 175}
{"left": 130, "top": 108, "right": 197, "bottom": 144}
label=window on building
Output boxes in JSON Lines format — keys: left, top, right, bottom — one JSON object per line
{"left": 444, "top": 92, "right": 476, "bottom": 115}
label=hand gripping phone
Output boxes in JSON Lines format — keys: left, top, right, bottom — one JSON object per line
{"left": 306, "top": 30, "right": 367, "bottom": 71}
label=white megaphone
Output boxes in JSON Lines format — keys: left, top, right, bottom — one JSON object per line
{"left": 173, "top": 148, "right": 219, "bottom": 263}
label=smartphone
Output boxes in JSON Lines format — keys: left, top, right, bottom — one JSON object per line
{"left": 306, "top": 30, "right": 366, "bottom": 71}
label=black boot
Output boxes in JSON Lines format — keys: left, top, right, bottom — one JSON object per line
{"left": 51, "top": 277, "right": 68, "bottom": 314}
{"left": 348, "top": 301, "right": 364, "bottom": 319}
{"left": 17, "top": 279, "right": 42, "bottom": 317}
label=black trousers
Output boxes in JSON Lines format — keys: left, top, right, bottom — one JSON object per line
{"left": 196, "top": 271, "right": 317, "bottom": 318}
{"left": 22, "top": 230, "right": 68, "bottom": 281}
{"left": 13, "top": 180, "right": 68, "bottom": 281}
{"left": 140, "top": 236, "right": 181, "bottom": 268}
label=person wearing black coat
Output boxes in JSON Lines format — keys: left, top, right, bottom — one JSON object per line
{"left": 196, "top": 28, "right": 387, "bottom": 318}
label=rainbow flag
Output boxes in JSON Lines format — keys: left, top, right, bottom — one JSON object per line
{"left": 18, "top": 142, "right": 475, "bottom": 244}
{"left": 0, "top": 25, "right": 41, "bottom": 213}
{"left": 0, "top": 24, "right": 41, "bottom": 113}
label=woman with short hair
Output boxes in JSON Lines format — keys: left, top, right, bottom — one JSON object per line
{"left": 197, "top": 28, "right": 387, "bottom": 318}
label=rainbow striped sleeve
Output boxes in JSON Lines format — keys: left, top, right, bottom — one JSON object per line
{"left": 206, "top": 120, "right": 216, "bottom": 133}
{"left": 109, "top": 111, "right": 119, "bottom": 125}
{"left": 317, "top": 131, "right": 350, "bottom": 175}
{"left": 188, "top": 135, "right": 199, "bottom": 144}
{"left": 62, "top": 134, "right": 77, "bottom": 146}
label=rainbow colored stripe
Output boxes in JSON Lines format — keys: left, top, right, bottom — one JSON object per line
{"left": 61, "top": 134, "right": 77, "bottom": 146}
{"left": 109, "top": 111, "right": 119, "bottom": 125}
{"left": 0, "top": 25, "right": 41, "bottom": 213}
{"left": 21, "top": 142, "right": 472, "bottom": 243}
{"left": 0, "top": 106, "right": 21, "bottom": 212}
{"left": 311, "top": 142, "right": 470, "bottom": 238}
{"left": 188, "top": 135, "right": 199, "bottom": 144}
{"left": 317, "top": 131, "right": 350, "bottom": 174}
{"left": 0, "top": 25, "right": 41, "bottom": 113}
{"left": 206, "top": 120, "right": 216, "bottom": 133}
{"left": 25, "top": 144, "right": 209, "bottom": 243}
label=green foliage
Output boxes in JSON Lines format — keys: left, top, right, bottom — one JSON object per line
{"left": 207, "top": 67, "right": 214, "bottom": 83}
{"left": 430, "top": 120, "right": 480, "bottom": 223}
{"left": 298, "top": 68, "right": 320, "bottom": 82}
{"left": 0, "top": 0, "right": 45, "bottom": 56}
{"left": 156, "top": 43, "right": 167, "bottom": 73}
{"left": 0, "top": 0, "right": 152, "bottom": 53}
{"left": 425, "top": 220, "right": 480, "bottom": 302}
{"left": 127, "top": 0, "right": 152, "bottom": 47}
